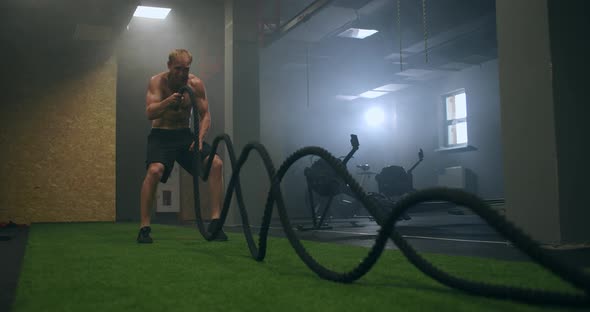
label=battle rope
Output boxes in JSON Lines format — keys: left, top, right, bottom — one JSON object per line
{"left": 178, "top": 86, "right": 590, "bottom": 307}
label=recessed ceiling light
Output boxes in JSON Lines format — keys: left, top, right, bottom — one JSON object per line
{"left": 384, "top": 52, "right": 409, "bottom": 60}
{"left": 133, "top": 6, "right": 171, "bottom": 19}
{"left": 373, "top": 84, "right": 409, "bottom": 92}
{"left": 335, "top": 95, "right": 359, "bottom": 101}
{"left": 359, "top": 90, "right": 388, "bottom": 99}
{"left": 338, "top": 28, "right": 378, "bottom": 39}
{"left": 396, "top": 69, "right": 434, "bottom": 77}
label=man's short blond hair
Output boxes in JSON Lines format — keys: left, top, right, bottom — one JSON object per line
{"left": 168, "top": 49, "right": 193, "bottom": 64}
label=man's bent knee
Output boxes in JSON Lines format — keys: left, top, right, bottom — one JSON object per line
{"left": 212, "top": 155, "right": 223, "bottom": 170}
{"left": 146, "top": 163, "right": 165, "bottom": 180}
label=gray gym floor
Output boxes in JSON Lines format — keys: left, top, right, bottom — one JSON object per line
{"left": 227, "top": 208, "right": 590, "bottom": 268}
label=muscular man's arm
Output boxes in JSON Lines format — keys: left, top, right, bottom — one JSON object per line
{"left": 191, "top": 78, "right": 211, "bottom": 147}
{"left": 145, "top": 76, "right": 178, "bottom": 120}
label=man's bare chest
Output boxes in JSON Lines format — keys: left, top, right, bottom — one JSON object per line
{"left": 162, "top": 87, "right": 193, "bottom": 111}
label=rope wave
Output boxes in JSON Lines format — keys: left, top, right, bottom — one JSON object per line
{"left": 198, "top": 136, "right": 589, "bottom": 306}
{"left": 178, "top": 85, "right": 590, "bottom": 306}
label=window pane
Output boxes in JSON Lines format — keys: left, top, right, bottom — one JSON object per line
{"left": 447, "top": 124, "right": 456, "bottom": 145}
{"left": 447, "top": 122, "right": 468, "bottom": 145}
{"left": 456, "top": 121, "right": 468, "bottom": 144}
{"left": 454, "top": 93, "right": 467, "bottom": 119}
{"left": 446, "top": 92, "right": 467, "bottom": 120}
{"left": 446, "top": 96, "right": 455, "bottom": 120}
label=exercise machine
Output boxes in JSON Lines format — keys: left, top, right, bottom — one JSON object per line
{"left": 298, "top": 134, "right": 359, "bottom": 230}
{"left": 371, "top": 148, "right": 424, "bottom": 220}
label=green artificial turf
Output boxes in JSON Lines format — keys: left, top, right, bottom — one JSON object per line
{"left": 11, "top": 223, "right": 587, "bottom": 312}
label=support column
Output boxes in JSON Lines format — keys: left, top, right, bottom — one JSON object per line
{"left": 496, "top": 0, "right": 590, "bottom": 244}
{"left": 496, "top": 0, "right": 560, "bottom": 244}
{"left": 224, "top": 0, "right": 267, "bottom": 225}
{"left": 546, "top": 0, "right": 590, "bottom": 244}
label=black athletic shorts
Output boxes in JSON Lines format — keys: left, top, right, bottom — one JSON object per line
{"left": 145, "top": 128, "right": 214, "bottom": 183}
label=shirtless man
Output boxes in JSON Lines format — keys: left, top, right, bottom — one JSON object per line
{"left": 137, "top": 49, "right": 227, "bottom": 243}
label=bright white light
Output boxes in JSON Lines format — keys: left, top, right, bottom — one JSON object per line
{"left": 365, "top": 107, "right": 385, "bottom": 127}
{"left": 338, "top": 28, "right": 379, "bottom": 39}
{"left": 359, "top": 90, "right": 388, "bottom": 99}
{"left": 133, "top": 6, "right": 171, "bottom": 19}
{"left": 335, "top": 95, "right": 359, "bottom": 101}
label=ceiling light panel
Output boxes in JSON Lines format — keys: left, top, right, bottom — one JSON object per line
{"left": 133, "top": 6, "right": 171, "bottom": 19}
{"left": 359, "top": 90, "right": 388, "bottom": 99}
{"left": 338, "top": 28, "right": 378, "bottom": 39}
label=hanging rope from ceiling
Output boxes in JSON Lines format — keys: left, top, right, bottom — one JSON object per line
{"left": 306, "top": 43, "right": 310, "bottom": 108}
{"left": 397, "top": 0, "right": 403, "bottom": 72}
{"left": 422, "top": 0, "right": 429, "bottom": 63}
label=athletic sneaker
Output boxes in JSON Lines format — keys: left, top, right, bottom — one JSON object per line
{"left": 137, "top": 226, "right": 153, "bottom": 244}
{"left": 207, "top": 219, "right": 228, "bottom": 241}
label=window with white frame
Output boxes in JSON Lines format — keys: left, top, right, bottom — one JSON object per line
{"left": 444, "top": 90, "right": 468, "bottom": 146}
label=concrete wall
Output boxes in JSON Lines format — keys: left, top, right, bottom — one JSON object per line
{"left": 389, "top": 60, "right": 503, "bottom": 199}
{"left": 260, "top": 52, "right": 503, "bottom": 219}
